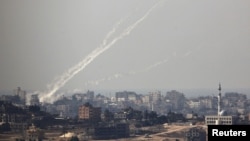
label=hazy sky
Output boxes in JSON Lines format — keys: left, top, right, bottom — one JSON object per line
{"left": 1, "top": 0, "right": 250, "bottom": 93}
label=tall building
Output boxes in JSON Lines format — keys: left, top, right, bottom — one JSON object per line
{"left": 165, "top": 90, "right": 186, "bottom": 110}
{"left": 149, "top": 91, "right": 161, "bottom": 103}
{"left": 13, "top": 87, "right": 26, "bottom": 104}
{"left": 83, "top": 90, "right": 95, "bottom": 100}
{"left": 115, "top": 91, "right": 137, "bottom": 102}
{"left": 78, "top": 104, "right": 101, "bottom": 122}
{"left": 30, "top": 94, "right": 40, "bottom": 106}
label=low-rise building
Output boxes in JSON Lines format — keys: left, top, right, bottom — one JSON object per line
{"left": 205, "top": 115, "right": 234, "bottom": 125}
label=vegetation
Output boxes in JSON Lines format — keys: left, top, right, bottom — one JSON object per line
{"left": 103, "top": 109, "right": 114, "bottom": 122}
{"left": 70, "top": 136, "right": 79, "bottom": 141}
{"left": 0, "top": 123, "right": 11, "bottom": 132}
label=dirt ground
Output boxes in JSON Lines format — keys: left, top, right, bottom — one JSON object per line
{"left": 92, "top": 125, "right": 207, "bottom": 141}
{"left": 118, "top": 125, "right": 199, "bottom": 141}
{"left": 0, "top": 125, "right": 207, "bottom": 141}
{"left": 0, "top": 132, "right": 23, "bottom": 141}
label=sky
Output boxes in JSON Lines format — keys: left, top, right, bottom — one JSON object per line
{"left": 0, "top": 0, "right": 250, "bottom": 96}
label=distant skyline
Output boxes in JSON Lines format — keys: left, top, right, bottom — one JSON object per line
{"left": 1, "top": 0, "right": 250, "bottom": 95}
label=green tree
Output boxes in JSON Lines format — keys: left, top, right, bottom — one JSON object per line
{"left": 148, "top": 111, "right": 157, "bottom": 120}
{"left": 70, "top": 136, "right": 79, "bottom": 141}
{"left": 0, "top": 123, "right": 11, "bottom": 132}
{"left": 143, "top": 110, "right": 149, "bottom": 120}
{"left": 28, "top": 105, "right": 40, "bottom": 113}
{"left": 157, "top": 115, "right": 168, "bottom": 124}
{"left": 134, "top": 110, "right": 143, "bottom": 121}
{"left": 103, "top": 109, "right": 114, "bottom": 122}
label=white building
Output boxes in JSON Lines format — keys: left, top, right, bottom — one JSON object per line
{"left": 205, "top": 115, "right": 234, "bottom": 125}
{"left": 187, "top": 100, "right": 200, "bottom": 109}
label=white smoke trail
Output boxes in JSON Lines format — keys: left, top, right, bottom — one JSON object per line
{"left": 41, "top": 19, "right": 125, "bottom": 101}
{"left": 182, "top": 46, "right": 202, "bottom": 58}
{"left": 40, "top": 1, "right": 161, "bottom": 103}
{"left": 84, "top": 58, "right": 169, "bottom": 87}
{"left": 83, "top": 46, "right": 201, "bottom": 88}
{"left": 103, "top": 18, "right": 124, "bottom": 46}
{"left": 183, "top": 51, "right": 192, "bottom": 57}
{"left": 144, "top": 59, "right": 169, "bottom": 71}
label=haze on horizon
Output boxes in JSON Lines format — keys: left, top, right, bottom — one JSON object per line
{"left": 0, "top": 0, "right": 250, "bottom": 94}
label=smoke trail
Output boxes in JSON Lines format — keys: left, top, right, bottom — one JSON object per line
{"left": 41, "top": 19, "right": 125, "bottom": 101}
{"left": 84, "top": 58, "right": 169, "bottom": 87}
{"left": 103, "top": 18, "right": 124, "bottom": 46}
{"left": 40, "top": 1, "right": 161, "bottom": 103}
{"left": 144, "top": 59, "right": 169, "bottom": 71}
{"left": 83, "top": 46, "right": 201, "bottom": 88}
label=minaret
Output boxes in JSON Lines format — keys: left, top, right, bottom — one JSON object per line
{"left": 218, "top": 83, "right": 222, "bottom": 116}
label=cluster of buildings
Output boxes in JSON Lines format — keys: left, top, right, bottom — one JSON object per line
{"left": 0, "top": 84, "right": 250, "bottom": 140}
{"left": 1, "top": 85, "right": 250, "bottom": 127}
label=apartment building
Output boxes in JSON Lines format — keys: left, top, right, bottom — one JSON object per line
{"left": 78, "top": 104, "right": 101, "bottom": 122}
